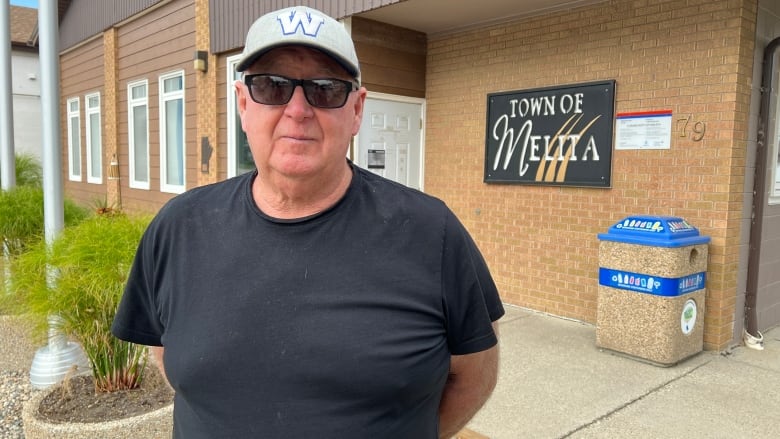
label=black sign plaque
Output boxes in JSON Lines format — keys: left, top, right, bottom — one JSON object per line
{"left": 484, "top": 80, "right": 615, "bottom": 187}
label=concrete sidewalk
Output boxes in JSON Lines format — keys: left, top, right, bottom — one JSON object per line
{"left": 6, "top": 309, "right": 780, "bottom": 438}
{"left": 465, "top": 305, "right": 780, "bottom": 438}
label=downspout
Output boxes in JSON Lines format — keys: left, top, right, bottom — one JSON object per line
{"left": 744, "top": 36, "right": 780, "bottom": 348}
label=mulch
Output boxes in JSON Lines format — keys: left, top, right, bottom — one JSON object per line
{"left": 36, "top": 366, "right": 173, "bottom": 424}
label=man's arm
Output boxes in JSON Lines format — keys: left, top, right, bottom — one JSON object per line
{"left": 438, "top": 323, "right": 500, "bottom": 439}
{"left": 149, "top": 346, "right": 169, "bottom": 386}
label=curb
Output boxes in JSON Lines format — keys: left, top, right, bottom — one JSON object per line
{"left": 22, "top": 390, "right": 173, "bottom": 439}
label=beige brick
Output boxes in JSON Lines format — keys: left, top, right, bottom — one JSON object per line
{"left": 425, "top": 0, "right": 753, "bottom": 349}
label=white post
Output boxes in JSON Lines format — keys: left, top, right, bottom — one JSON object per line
{"left": 0, "top": 0, "right": 16, "bottom": 191}
{"left": 39, "top": 0, "right": 63, "bottom": 243}
{"left": 29, "top": 0, "right": 90, "bottom": 389}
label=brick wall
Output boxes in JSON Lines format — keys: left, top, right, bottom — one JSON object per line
{"left": 104, "top": 28, "right": 121, "bottom": 209}
{"left": 424, "top": 0, "right": 757, "bottom": 349}
{"left": 195, "top": 0, "right": 218, "bottom": 186}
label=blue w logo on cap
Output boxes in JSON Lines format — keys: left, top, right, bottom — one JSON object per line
{"left": 277, "top": 9, "right": 325, "bottom": 36}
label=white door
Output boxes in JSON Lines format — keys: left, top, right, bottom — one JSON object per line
{"left": 356, "top": 94, "right": 424, "bottom": 190}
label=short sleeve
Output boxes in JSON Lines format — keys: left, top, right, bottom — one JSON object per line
{"left": 111, "top": 219, "right": 165, "bottom": 346}
{"left": 441, "top": 211, "right": 504, "bottom": 355}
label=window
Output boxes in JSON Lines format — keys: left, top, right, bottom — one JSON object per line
{"left": 85, "top": 93, "right": 102, "bottom": 184}
{"left": 227, "top": 54, "right": 254, "bottom": 177}
{"left": 66, "top": 98, "right": 81, "bottom": 181}
{"left": 159, "top": 71, "right": 186, "bottom": 194}
{"left": 128, "top": 80, "right": 150, "bottom": 190}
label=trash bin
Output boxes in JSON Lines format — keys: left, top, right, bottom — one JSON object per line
{"left": 596, "top": 216, "right": 710, "bottom": 366}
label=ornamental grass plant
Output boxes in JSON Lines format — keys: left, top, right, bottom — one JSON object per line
{"left": 0, "top": 185, "right": 89, "bottom": 257}
{"left": 1, "top": 155, "right": 89, "bottom": 313}
{"left": 0, "top": 152, "right": 43, "bottom": 187}
{"left": 8, "top": 212, "right": 153, "bottom": 392}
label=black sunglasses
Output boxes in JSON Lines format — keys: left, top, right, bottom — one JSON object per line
{"left": 244, "top": 74, "right": 358, "bottom": 109}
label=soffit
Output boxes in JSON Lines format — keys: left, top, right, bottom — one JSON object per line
{"left": 357, "top": 0, "right": 606, "bottom": 35}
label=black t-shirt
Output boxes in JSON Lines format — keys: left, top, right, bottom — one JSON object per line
{"left": 112, "top": 165, "right": 504, "bottom": 438}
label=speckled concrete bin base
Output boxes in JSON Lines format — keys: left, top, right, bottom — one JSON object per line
{"left": 22, "top": 391, "right": 173, "bottom": 439}
{"left": 597, "top": 287, "right": 705, "bottom": 366}
{"left": 597, "top": 237, "right": 708, "bottom": 366}
{"left": 598, "top": 242, "right": 709, "bottom": 277}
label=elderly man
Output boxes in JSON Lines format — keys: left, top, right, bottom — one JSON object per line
{"left": 112, "top": 6, "right": 503, "bottom": 438}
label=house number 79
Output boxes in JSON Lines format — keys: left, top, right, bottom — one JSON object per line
{"left": 677, "top": 115, "right": 706, "bottom": 141}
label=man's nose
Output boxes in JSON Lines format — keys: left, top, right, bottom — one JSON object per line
{"left": 284, "top": 85, "right": 314, "bottom": 118}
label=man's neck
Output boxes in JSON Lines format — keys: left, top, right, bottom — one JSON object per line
{"left": 252, "top": 162, "right": 353, "bottom": 219}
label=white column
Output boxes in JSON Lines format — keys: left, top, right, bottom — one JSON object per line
{"left": 0, "top": 0, "right": 16, "bottom": 190}
{"left": 38, "top": 0, "right": 63, "bottom": 244}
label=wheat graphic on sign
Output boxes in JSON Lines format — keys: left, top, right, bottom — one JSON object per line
{"left": 536, "top": 114, "right": 601, "bottom": 183}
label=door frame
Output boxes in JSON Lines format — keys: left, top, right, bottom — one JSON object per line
{"left": 354, "top": 91, "right": 427, "bottom": 191}
{"left": 226, "top": 54, "right": 241, "bottom": 178}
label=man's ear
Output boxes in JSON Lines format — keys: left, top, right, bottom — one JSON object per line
{"left": 235, "top": 80, "right": 249, "bottom": 129}
{"left": 352, "top": 87, "right": 367, "bottom": 136}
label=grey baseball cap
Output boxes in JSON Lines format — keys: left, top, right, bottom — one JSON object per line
{"left": 235, "top": 6, "right": 361, "bottom": 83}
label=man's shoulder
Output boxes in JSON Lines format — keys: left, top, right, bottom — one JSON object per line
{"left": 168, "top": 171, "right": 251, "bottom": 205}
{"left": 354, "top": 166, "right": 446, "bottom": 211}
{"left": 157, "top": 172, "right": 252, "bottom": 219}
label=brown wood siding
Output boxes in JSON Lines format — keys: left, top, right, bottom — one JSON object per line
{"left": 59, "top": 0, "right": 166, "bottom": 51}
{"left": 60, "top": 37, "right": 105, "bottom": 209}
{"left": 209, "top": 0, "right": 404, "bottom": 54}
{"left": 352, "top": 17, "right": 426, "bottom": 98}
{"left": 115, "top": 0, "right": 196, "bottom": 213}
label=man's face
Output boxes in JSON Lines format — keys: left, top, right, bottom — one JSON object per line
{"left": 235, "top": 46, "right": 366, "bottom": 181}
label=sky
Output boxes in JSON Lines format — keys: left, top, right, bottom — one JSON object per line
{"left": 10, "top": 0, "right": 39, "bottom": 8}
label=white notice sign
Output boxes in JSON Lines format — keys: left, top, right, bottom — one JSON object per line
{"left": 615, "top": 110, "right": 673, "bottom": 150}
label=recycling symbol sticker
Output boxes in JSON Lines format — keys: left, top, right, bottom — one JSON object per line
{"left": 681, "top": 299, "right": 697, "bottom": 335}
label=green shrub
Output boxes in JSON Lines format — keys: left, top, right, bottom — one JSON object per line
{"left": 0, "top": 153, "right": 43, "bottom": 188}
{"left": 9, "top": 213, "right": 153, "bottom": 392}
{"left": 0, "top": 154, "right": 46, "bottom": 263}
{"left": 14, "top": 153, "right": 43, "bottom": 187}
{"left": 0, "top": 186, "right": 89, "bottom": 311}
{"left": 0, "top": 186, "right": 90, "bottom": 257}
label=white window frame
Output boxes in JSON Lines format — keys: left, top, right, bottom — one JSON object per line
{"left": 227, "top": 54, "right": 254, "bottom": 178}
{"left": 227, "top": 54, "right": 241, "bottom": 178}
{"left": 66, "top": 97, "right": 82, "bottom": 181}
{"left": 128, "top": 80, "right": 150, "bottom": 190}
{"left": 85, "top": 92, "right": 102, "bottom": 184}
{"left": 159, "top": 70, "right": 186, "bottom": 194}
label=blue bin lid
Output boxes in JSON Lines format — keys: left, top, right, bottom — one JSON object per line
{"left": 598, "top": 216, "right": 710, "bottom": 247}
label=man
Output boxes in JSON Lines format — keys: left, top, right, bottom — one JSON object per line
{"left": 112, "top": 6, "right": 504, "bottom": 438}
